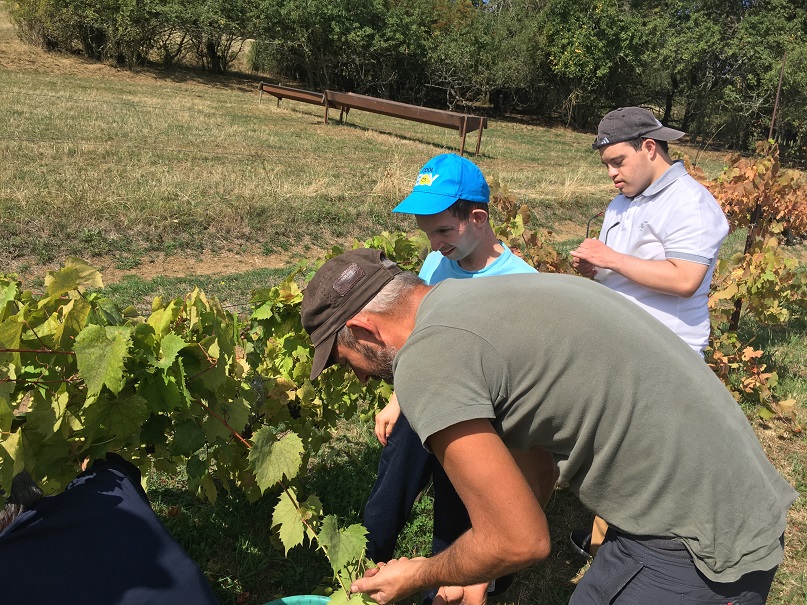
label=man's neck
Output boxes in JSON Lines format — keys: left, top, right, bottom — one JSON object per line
{"left": 457, "top": 233, "right": 505, "bottom": 273}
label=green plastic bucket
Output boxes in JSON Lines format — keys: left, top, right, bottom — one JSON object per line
{"left": 263, "top": 596, "right": 331, "bottom": 605}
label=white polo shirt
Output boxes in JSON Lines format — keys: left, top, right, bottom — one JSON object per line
{"left": 594, "top": 161, "right": 729, "bottom": 354}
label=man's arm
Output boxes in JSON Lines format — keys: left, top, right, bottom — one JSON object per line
{"left": 374, "top": 392, "right": 401, "bottom": 446}
{"left": 351, "top": 419, "right": 551, "bottom": 604}
{"left": 570, "top": 238, "right": 709, "bottom": 297}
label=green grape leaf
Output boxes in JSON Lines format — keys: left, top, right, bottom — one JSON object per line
{"left": 138, "top": 373, "right": 182, "bottom": 413}
{"left": 54, "top": 296, "right": 91, "bottom": 350}
{"left": 318, "top": 516, "right": 367, "bottom": 575}
{"left": 44, "top": 257, "right": 103, "bottom": 298}
{"left": 153, "top": 333, "right": 188, "bottom": 369}
{"left": 140, "top": 414, "right": 171, "bottom": 446}
{"left": 82, "top": 394, "right": 149, "bottom": 443}
{"left": 249, "top": 428, "right": 303, "bottom": 492}
{"left": 0, "top": 319, "right": 23, "bottom": 373}
{"left": 0, "top": 280, "right": 19, "bottom": 321}
{"left": 328, "top": 590, "right": 369, "bottom": 605}
{"left": 148, "top": 298, "right": 183, "bottom": 338}
{"left": 273, "top": 488, "right": 307, "bottom": 554}
{"left": 198, "top": 473, "right": 218, "bottom": 504}
{"left": 201, "top": 395, "right": 250, "bottom": 443}
{"left": 25, "top": 389, "right": 79, "bottom": 439}
{"left": 169, "top": 419, "right": 207, "bottom": 456}
{"left": 93, "top": 297, "right": 125, "bottom": 326}
{"left": 74, "top": 325, "right": 133, "bottom": 396}
{"left": 187, "top": 455, "right": 207, "bottom": 480}
{"left": 0, "top": 429, "right": 24, "bottom": 489}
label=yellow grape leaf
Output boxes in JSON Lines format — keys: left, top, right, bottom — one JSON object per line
{"left": 44, "top": 257, "right": 103, "bottom": 297}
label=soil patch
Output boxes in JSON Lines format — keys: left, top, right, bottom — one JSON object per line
{"left": 6, "top": 250, "right": 301, "bottom": 287}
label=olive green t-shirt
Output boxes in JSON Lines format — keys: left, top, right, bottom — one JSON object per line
{"left": 393, "top": 274, "right": 797, "bottom": 583}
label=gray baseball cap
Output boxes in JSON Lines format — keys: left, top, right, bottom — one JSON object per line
{"left": 592, "top": 107, "right": 686, "bottom": 150}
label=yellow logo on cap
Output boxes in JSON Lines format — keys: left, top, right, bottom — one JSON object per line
{"left": 416, "top": 173, "right": 440, "bottom": 186}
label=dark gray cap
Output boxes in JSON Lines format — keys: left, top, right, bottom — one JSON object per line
{"left": 301, "top": 248, "right": 402, "bottom": 380}
{"left": 592, "top": 107, "right": 686, "bottom": 150}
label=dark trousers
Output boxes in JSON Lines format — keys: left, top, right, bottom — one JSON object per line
{"left": 364, "top": 414, "right": 471, "bottom": 563}
{"left": 571, "top": 529, "right": 779, "bottom": 604}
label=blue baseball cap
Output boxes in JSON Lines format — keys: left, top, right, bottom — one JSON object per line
{"left": 392, "top": 154, "right": 490, "bottom": 215}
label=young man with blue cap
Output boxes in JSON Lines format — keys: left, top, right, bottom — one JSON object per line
{"left": 363, "top": 153, "right": 535, "bottom": 601}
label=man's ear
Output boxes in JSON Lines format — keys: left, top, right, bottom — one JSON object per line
{"left": 345, "top": 313, "right": 384, "bottom": 346}
{"left": 469, "top": 207, "right": 490, "bottom": 228}
{"left": 643, "top": 138, "right": 659, "bottom": 160}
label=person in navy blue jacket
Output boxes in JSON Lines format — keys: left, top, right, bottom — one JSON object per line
{"left": 0, "top": 453, "right": 220, "bottom": 605}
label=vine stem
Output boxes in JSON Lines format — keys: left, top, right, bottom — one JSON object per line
{"left": 192, "top": 398, "right": 252, "bottom": 449}
{"left": 20, "top": 320, "right": 50, "bottom": 350}
{"left": 0, "top": 348, "right": 75, "bottom": 355}
{"left": 277, "top": 481, "right": 354, "bottom": 597}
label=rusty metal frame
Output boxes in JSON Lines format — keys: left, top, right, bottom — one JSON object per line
{"left": 259, "top": 82, "right": 325, "bottom": 107}
{"left": 324, "top": 91, "right": 487, "bottom": 156}
{"left": 258, "top": 83, "right": 488, "bottom": 156}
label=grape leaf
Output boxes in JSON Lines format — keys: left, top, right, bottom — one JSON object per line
{"left": 140, "top": 414, "right": 171, "bottom": 446}
{"left": 44, "top": 257, "right": 103, "bottom": 297}
{"left": 82, "top": 393, "right": 149, "bottom": 443}
{"left": 74, "top": 325, "right": 133, "bottom": 397}
{"left": 0, "top": 319, "right": 23, "bottom": 373}
{"left": 0, "top": 429, "right": 24, "bottom": 489}
{"left": 54, "top": 296, "right": 91, "bottom": 350}
{"left": 169, "top": 419, "right": 207, "bottom": 456}
{"left": 0, "top": 279, "right": 19, "bottom": 321}
{"left": 328, "top": 589, "right": 375, "bottom": 605}
{"left": 148, "top": 298, "right": 182, "bottom": 338}
{"left": 273, "top": 488, "right": 306, "bottom": 554}
{"left": 249, "top": 428, "right": 303, "bottom": 492}
{"left": 318, "top": 516, "right": 367, "bottom": 575}
{"left": 25, "top": 389, "right": 79, "bottom": 439}
{"left": 153, "top": 333, "right": 188, "bottom": 370}
{"left": 187, "top": 454, "right": 207, "bottom": 480}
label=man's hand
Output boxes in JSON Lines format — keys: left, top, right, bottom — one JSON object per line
{"left": 374, "top": 392, "right": 401, "bottom": 446}
{"left": 571, "top": 238, "right": 710, "bottom": 297}
{"left": 351, "top": 558, "right": 426, "bottom": 605}
{"left": 433, "top": 582, "right": 489, "bottom": 605}
{"left": 570, "top": 238, "right": 616, "bottom": 273}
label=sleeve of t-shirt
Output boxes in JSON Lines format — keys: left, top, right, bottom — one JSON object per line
{"left": 663, "top": 187, "right": 729, "bottom": 265}
{"left": 393, "top": 325, "right": 503, "bottom": 449}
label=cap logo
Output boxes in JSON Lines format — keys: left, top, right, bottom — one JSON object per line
{"left": 599, "top": 136, "right": 609, "bottom": 145}
{"left": 333, "top": 263, "right": 365, "bottom": 296}
{"left": 416, "top": 172, "right": 440, "bottom": 187}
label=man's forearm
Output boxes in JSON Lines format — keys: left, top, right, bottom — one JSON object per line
{"left": 608, "top": 254, "right": 708, "bottom": 297}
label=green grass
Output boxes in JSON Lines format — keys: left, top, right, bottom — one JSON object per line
{"left": 99, "top": 266, "right": 294, "bottom": 314}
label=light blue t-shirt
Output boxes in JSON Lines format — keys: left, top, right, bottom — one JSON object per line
{"left": 418, "top": 244, "right": 536, "bottom": 285}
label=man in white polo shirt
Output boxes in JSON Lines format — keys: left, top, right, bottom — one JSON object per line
{"left": 571, "top": 106, "right": 728, "bottom": 356}
{"left": 569, "top": 106, "right": 730, "bottom": 558}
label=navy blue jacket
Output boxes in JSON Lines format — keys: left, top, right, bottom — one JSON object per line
{"left": 0, "top": 454, "right": 219, "bottom": 604}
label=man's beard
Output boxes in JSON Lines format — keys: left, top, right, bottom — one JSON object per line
{"left": 355, "top": 341, "right": 397, "bottom": 384}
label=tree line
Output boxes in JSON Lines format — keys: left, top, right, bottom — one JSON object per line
{"left": 10, "top": 0, "right": 807, "bottom": 155}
